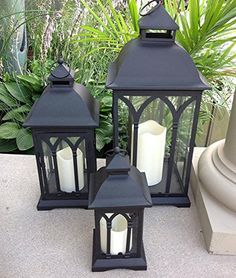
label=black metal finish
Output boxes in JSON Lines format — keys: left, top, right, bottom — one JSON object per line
{"left": 24, "top": 61, "right": 99, "bottom": 210}
{"left": 24, "top": 64, "right": 99, "bottom": 128}
{"left": 92, "top": 230, "right": 147, "bottom": 272}
{"left": 89, "top": 149, "right": 152, "bottom": 209}
{"left": 88, "top": 150, "right": 152, "bottom": 271}
{"left": 139, "top": 2, "right": 179, "bottom": 30}
{"left": 111, "top": 92, "right": 201, "bottom": 206}
{"left": 106, "top": 4, "right": 210, "bottom": 207}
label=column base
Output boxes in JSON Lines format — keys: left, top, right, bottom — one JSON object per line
{"left": 191, "top": 148, "right": 236, "bottom": 255}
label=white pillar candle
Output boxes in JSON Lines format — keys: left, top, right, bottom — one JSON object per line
{"left": 133, "top": 120, "right": 166, "bottom": 186}
{"left": 100, "top": 214, "right": 132, "bottom": 255}
{"left": 57, "top": 147, "right": 84, "bottom": 192}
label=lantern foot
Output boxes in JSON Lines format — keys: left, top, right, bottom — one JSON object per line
{"left": 151, "top": 196, "right": 191, "bottom": 207}
{"left": 36, "top": 197, "right": 88, "bottom": 210}
{"left": 91, "top": 230, "right": 147, "bottom": 272}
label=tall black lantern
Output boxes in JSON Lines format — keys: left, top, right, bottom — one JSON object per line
{"left": 106, "top": 3, "right": 210, "bottom": 207}
{"left": 88, "top": 148, "right": 152, "bottom": 272}
{"left": 24, "top": 60, "right": 99, "bottom": 210}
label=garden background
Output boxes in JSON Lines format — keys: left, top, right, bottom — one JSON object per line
{"left": 0, "top": 0, "right": 235, "bottom": 156}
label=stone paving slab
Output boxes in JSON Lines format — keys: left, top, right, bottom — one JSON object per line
{"left": 0, "top": 154, "right": 236, "bottom": 278}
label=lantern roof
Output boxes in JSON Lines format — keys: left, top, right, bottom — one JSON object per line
{"left": 23, "top": 61, "right": 99, "bottom": 128}
{"left": 105, "top": 147, "right": 131, "bottom": 174}
{"left": 88, "top": 148, "right": 152, "bottom": 209}
{"left": 106, "top": 4, "right": 210, "bottom": 91}
{"left": 48, "top": 58, "right": 75, "bottom": 84}
{"left": 138, "top": 3, "right": 179, "bottom": 31}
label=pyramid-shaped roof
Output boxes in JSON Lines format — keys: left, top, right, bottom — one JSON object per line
{"left": 106, "top": 147, "right": 130, "bottom": 174}
{"left": 24, "top": 62, "right": 99, "bottom": 128}
{"left": 139, "top": 3, "right": 179, "bottom": 30}
{"left": 106, "top": 4, "right": 210, "bottom": 91}
{"left": 88, "top": 151, "right": 152, "bottom": 209}
{"left": 48, "top": 60, "right": 74, "bottom": 84}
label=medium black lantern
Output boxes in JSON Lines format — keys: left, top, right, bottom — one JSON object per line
{"left": 106, "top": 2, "right": 210, "bottom": 207}
{"left": 23, "top": 60, "right": 99, "bottom": 210}
{"left": 88, "top": 147, "right": 152, "bottom": 272}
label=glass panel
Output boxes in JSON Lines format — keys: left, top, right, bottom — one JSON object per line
{"left": 170, "top": 100, "right": 196, "bottom": 193}
{"left": 137, "top": 101, "right": 169, "bottom": 194}
{"left": 167, "top": 96, "right": 191, "bottom": 111}
{"left": 78, "top": 140, "right": 87, "bottom": 191}
{"left": 117, "top": 98, "right": 131, "bottom": 151}
{"left": 99, "top": 213, "right": 138, "bottom": 256}
{"left": 41, "top": 136, "right": 87, "bottom": 194}
{"left": 123, "top": 96, "right": 149, "bottom": 111}
{"left": 130, "top": 97, "right": 173, "bottom": 194}
{"left": 116, "top": 95, "right": 194, "bottom": 196}
{"left": 139, "top": 98, "right": 173, "bottom": 157}
{"left": 42, "top": 141, "right": 54, "bottom": 194}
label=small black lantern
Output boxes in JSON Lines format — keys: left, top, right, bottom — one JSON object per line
{"left": 106, "top": 3, "right": 210, "bottom": 207}
{"left": 23, "top": 60, "right": 99, "bottom": 210}
{"left": 88, "top": 147, "right": 152, "bottom": 272}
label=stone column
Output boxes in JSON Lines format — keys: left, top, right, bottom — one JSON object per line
{"left": 191, "top": 92, "right": 236, "bottom": 255}
{"left": 198, "top": 93, "right": 236, "bottom": 212}
{"left": 224, "top": 95, "right": 236, "bottom": 166}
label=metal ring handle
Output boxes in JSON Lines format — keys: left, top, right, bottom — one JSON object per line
{"left": 139, "top": 0, "right": 161, "bottom": 16}
{"left": 50, "top": 58, "right": 71, "bottom": 79}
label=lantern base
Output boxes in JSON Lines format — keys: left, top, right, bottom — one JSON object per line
{"left": 151, "top": 195, "right": 191, "bottom": 207}
{"left": 91, "top": 230, "right": 147, "bottom": 272}
{"left": 37, "top": 197, "right": 88, "bottom": 210}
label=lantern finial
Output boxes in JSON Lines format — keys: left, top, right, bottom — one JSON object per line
{"left": 138, "top": 1, "right": 179, "bottom": 35}
{"left": 58, "top": 57, "right": 64, "bottom": 65}
{"left": 106, "top": 148, "right": 130, "bottom": 175}
{"left": 114, "top": 146, "right": 120, "bottom": 154}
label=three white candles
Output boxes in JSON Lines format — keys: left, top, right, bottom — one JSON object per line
{"left": 100, "top": 214, "right": 132, "bottom": 255}
{"left": 134, "top": 120, "right": 166, "bottom": 186}
{"left": 57, "top": 147, "right": 85, "bottom": 192}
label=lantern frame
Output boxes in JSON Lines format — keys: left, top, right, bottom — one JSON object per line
{"left": 31, "top": 127, "right": 97, "bottom": 210}
{"left": 112, "top": 90, "right": 202, "bottom": 207}
{"left": 91, "top": 208, "right": 147, "bottom": 271}
{"left": 88, "top": 148, "right": 152, "bottom": 271}
{"left": 23, "top": 60, "right": 99, "bottom": 210}
{"left": 106, "top": 3, "right": 210, "bottom": 207}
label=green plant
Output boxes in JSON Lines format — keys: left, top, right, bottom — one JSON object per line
{"left": 0, "top": 0, "right": 235, "bottom": 154}
{"left": 0, "top": 71, "right": 43, "bottom": 152}
{"left": 165, "top": 0, "right": 236, "bottom": 132}
{"left": 70, "top": 0, "right": 140, "bottom": 151}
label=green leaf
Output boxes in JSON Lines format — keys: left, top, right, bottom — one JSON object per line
{"left": 4, "top": 82, "right": 31, "bottom": 103}
{"left": 13, "top": 104, "right": 31, "bottom": 113}
{"left": 128, "top": 0, "right": 139, "bottom": 32}
{"left": 16, "top": 128, "right": 33, "bottom": 151}
{"left": 80, "top": 0, "right": 115, "bottom": 38}
{"left": 96, "top": 117, "right": 113, "bottom": 151}
{"left": 0, "top": 139, "right": 17, "bottom": 152}
{"left": 32, "top": 95, "right": 40, "bottom": 102}
{"left": 0, "top": 122, "right": 20, "bottom": 139}
{"left": 0, "top": 102, "right": 9, "bottom": 111}
{"left": 2, "top": 109, "right": 26, "bottom": 122}
{"left": 17, "top": 74, "right": 43, "bottom": 92}
{"left": 0, "top": 84, "right": 17, "bottom": 107}
{"left": 188, "top": 0, "right": 200, "bottom": 44}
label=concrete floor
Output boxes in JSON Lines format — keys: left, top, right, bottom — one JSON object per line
{"left": 0, "top": 154, "right": 236, "bottom": 278}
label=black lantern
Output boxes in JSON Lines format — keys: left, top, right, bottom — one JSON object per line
{"left": 23, "top": 60, "right": 99, "bottom": 210}
{"left": 88, "top": 147, "right": 152, "bottom": 272}
{"left": 106, "top": 3, "right": 210, "bottom": 207}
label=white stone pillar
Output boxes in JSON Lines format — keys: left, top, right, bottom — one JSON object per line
{"left": 198, "top": 94, "right": 236, "bottom": 212}
{"left": 190, "top": 92, "right": 236, "bottom": 255}
{"left": 224, "top": 95, "right": 236, "bottom": 166}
